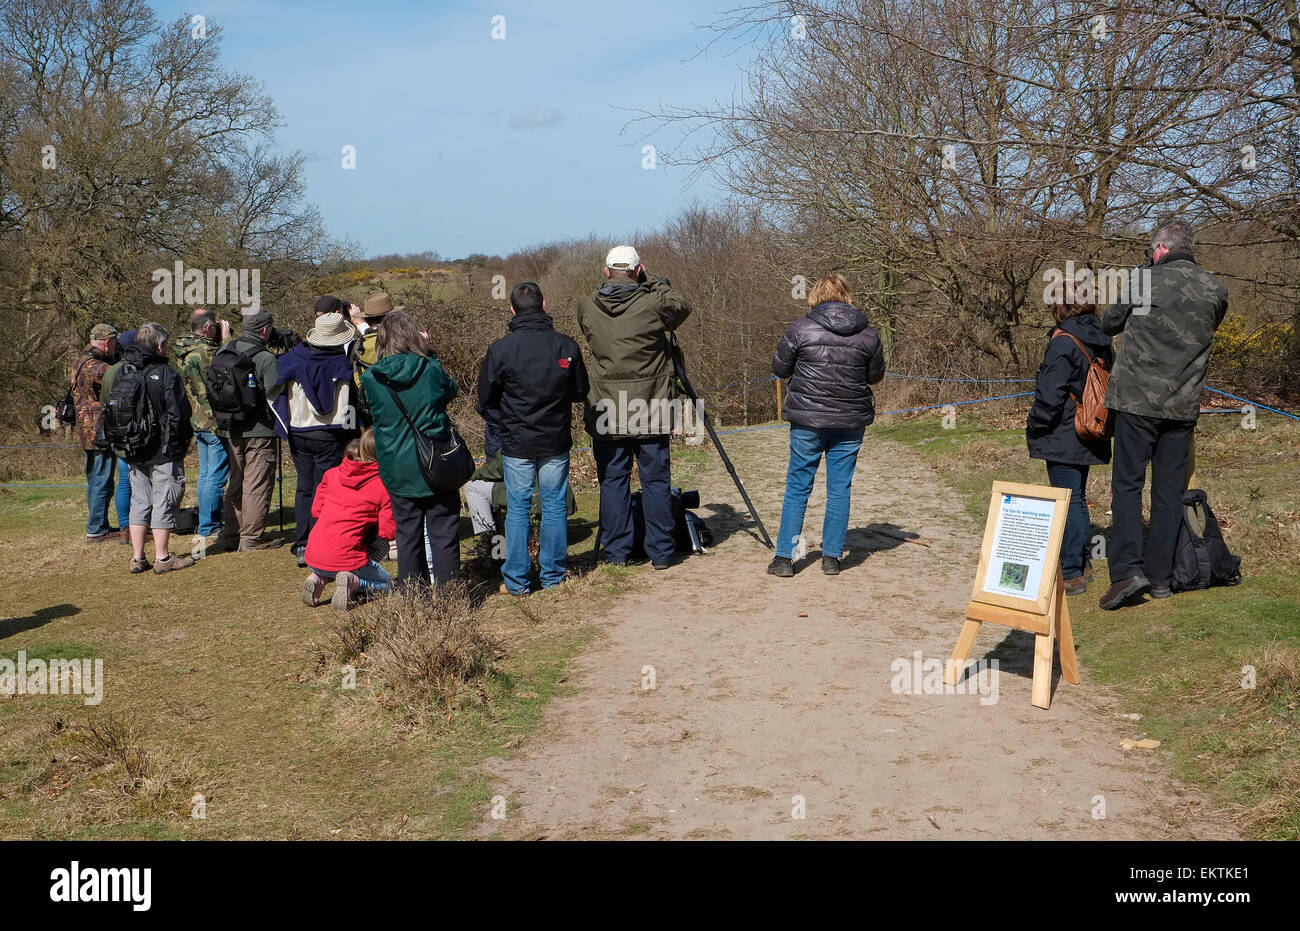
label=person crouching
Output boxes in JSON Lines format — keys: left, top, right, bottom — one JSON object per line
{"left": 301, "top": 429, "right": 395, "bottom": 610}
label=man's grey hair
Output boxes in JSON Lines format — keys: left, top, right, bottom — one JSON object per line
{"left": 190, "top": 308, "right": 214, "bottom": 334}
{"left": 137, "top": 321, "right": 170, "bottom": 350}
{"left": 1151, "top": 219, "right": 1194, "bottom": 253}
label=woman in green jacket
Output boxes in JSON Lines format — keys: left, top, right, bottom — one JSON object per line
{"left": 361, "top": 310, "right": 461, "bottom": 590}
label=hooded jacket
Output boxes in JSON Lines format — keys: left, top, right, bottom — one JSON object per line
{"left": 772, "top": 301, "right": 886, "bottom": 430}
{"left": 1101, "top": 252, "right": 1228, "bottom": 421}
{"left": 272, "top": 340, "right": 355, "bottom": 439}
{"left": 169, "top": 333, "right": 221, "bottom": 434}
{"left": 71, "top": 345, "right": 117, "bottom": 451}
{"left": 223, "top": 329, "right": 280, "bottom": 440}
{"left": 577, "top": 275, "right": 691, "bottom": 440}
{"left": 1026, "top": 313, "right": 1115, "bottom": 466}
{"left": 101, "top": 342, "right": 193, "bottom": 466}
{"left": 476, "top": 311, "right": 589, "bottom": 459}
{"left": 361, "top": 351, "right": 458, "bottom": 498}
{"left": 304, "top": 456, "right": 396, "bottom": 572}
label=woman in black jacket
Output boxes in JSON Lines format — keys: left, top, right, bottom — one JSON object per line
{"left": 768, "top": 274, "right": 885, "bottom": 578}
{"left": 1026, "top": 285, "right": 1114, "bottom": 595}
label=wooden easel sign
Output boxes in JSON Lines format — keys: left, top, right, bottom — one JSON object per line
{"left": 944, "top": 481, "right": 1080, "bottom": 709}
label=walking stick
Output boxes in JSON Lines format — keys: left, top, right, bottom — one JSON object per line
{"left": 276, "top": 436, "right": 283, "bottom": 532}
{"left": 667, "top": 332, "right": 774, "bottom": 549}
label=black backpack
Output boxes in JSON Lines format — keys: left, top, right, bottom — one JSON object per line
{"left": 1172, "top": 489, "right": 1242, "bottom": 592}
{"left": 56, "top": 356, "right": 93, "bottom": 424}
{"left": 204, "top": 342, "right": 263, "bottom": 429}
{"left": 95, "top": 360, "right": 158, "bottom": 458}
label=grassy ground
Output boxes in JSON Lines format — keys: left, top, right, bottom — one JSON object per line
{"left": 0, "top": 445, "right": 703, "bottom": 839}
{"left": 872, "top": 404, "right": 1300, "bottom": 839}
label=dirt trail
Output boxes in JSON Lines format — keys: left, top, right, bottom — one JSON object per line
{"left": 480, "top": 428, "right": 1236, "bottom": 839}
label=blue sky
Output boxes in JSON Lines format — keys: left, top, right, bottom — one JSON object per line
{"left": 150, "top": 0, "right": 754, "bottom": 259}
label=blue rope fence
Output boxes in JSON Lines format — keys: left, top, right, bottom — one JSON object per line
{"left": 2, "top": 375, "right": 1293, "bottom": 488}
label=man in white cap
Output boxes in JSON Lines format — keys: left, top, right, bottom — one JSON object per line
{"left": 577, "top": 245, "right": 691, "bottom": 569}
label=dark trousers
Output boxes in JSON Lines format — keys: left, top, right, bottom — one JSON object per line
{"left": 1109, "top": 412, "right": 1194, "bottom": 585}
{"left": 390, "top": 490, "right": 462, "bottom": 590}
{"left": 594, "top": 436, "right": 673, "bottom": 564}
{"left": 1045, "top": 462, "right": 1091, "bottom": 580}
{"left": 290, "top": 433, "right": 351, "bottom": 551}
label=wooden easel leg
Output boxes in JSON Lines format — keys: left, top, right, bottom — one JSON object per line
{"left": 1056, "top": 576, "right": 1080, "bottom": 685}
{"left": 945, "top": 619, "right": 982, "bottom": 686}
{"left": 1031, "top": 582, "right": 1058, "bottom": 709}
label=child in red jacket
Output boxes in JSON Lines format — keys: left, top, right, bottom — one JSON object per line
{"left": 302, "top": 429, "right": 396, "bottom": 610}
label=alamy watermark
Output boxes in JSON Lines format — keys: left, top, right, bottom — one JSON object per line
{"left": 1042, "top": 261, "right": 1151, "bottom": 315}
{"left": 890, "top": 650, "right": 999, "bottom": 705}
{"left": 151, "top": 261, "right": 261, "bottom": 314}
{"left": 1, "top": 651, "right": 103, "bottom": 705}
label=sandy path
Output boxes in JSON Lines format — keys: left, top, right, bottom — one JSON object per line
{"left": 479, "top": 428, "right": 1236, "bottom": 839}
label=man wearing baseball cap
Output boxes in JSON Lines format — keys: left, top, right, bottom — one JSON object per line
{"left": 73, "top": 322, "right": 124, "bottom": 541}
{"left": 577, "top": 245, "right": 691, "bottom": 569}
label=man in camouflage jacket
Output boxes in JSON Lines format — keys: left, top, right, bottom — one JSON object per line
{"left": 72, "top": 322, "right": 123, "bottom": 541}
{"left": 169, "top": 308, "right": 232, "bottom": 540}
{"left": 1099, "top": 219, "right": 1229, "bottom": 609}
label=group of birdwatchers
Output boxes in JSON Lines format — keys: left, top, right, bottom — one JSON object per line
{"left": 69, "top": 220, "right": 1226, "bottom": 612}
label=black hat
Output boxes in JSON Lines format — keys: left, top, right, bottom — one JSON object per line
{"left": 314, "top": 295, "right": 344, "bottom": 316}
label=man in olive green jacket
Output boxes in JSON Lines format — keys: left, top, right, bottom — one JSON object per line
{"left": 577, "top": 245, "right": 691, "bottom": 569}
{"left": 216, "top": 310, "right": 284, "bottom": 552}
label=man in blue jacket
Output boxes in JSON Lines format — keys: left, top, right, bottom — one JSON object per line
{"left": 476, "top": 282, "right": 589, "bottom": 595}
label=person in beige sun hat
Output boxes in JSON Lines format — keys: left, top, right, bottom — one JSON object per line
{"left": 355, "top": 292, "right": 401, "bottom": 388}
{"left": 273, "top": 310, "right": 361, "bottom": 560}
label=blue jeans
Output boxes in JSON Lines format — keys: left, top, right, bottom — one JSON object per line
{"left": 1045, "top": 461, "right": 1091, "bottom": 579}
{"left": 776, "top": 426, "right": 865, "bottom": 559}
{"left": 84, "top": 450, "right": 117, "bottom": 536}
{"left": 308, "top": 559, "right": 393, "bottom": 595}
{"left": 502, "top": 455, "right": 570, "bottom": 593}
{"left": 195, "top": 431, "right": 231, "bottom": 537}
{"left": 115, "top": 457, "right": 130, "bottom": 528}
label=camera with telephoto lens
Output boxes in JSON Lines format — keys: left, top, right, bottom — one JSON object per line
{"left": 266, "top": 326, "right": 301, "bottom": 353}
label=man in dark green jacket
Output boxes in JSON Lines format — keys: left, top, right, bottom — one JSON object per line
{"left": 577, "top": 245, "right": 691, "bottom": 569}
{"left": 1099, "top": 219, "right": 1228, "bottom": 609}
{"left": 216, "top": 310, "right": 284, "bottom": 552}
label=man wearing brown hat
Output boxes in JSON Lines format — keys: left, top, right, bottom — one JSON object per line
{"left": 73, "top": 323, "right": 124, "bottom": 541}
{"left": 215, "top": 310, "right": 285, "bottom": 551}
{"left": 272, "top": 311, "right": 360, "bottom": 560}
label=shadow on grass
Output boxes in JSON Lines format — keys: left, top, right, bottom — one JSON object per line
{"left": 0, "top": 603, "right": 81, "bottom": 640}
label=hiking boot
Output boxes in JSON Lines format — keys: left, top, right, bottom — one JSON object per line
{"left": 1063, "top": 575, "right": 1087, "bottom": 596}
{"left": 1099, "top": 574, "right": 1150, "bottom": 610}
{"left": 821, "top": 556, "right": 841, "bottom": 576}
{"left": 302, "top": 572, "right": 326, "bottom": 607}
{"left": 332, "top": 571, "right": 358, "bottom": 610}
{"left": 119, "top": 528, "right": 131, "bottom": 545}
{"left": 767, "top": 555, "right": 795, "bottom": 578}
{"left": 130, "top": 556, "right": 151, "bottom": 574}
{"left": 1149, "top": 584, "right": 1172, "bottom": 599}
{"left": 239, "top": 536, "right": 286, "bottom": 552}
{"left": 153, "top": 553, "right": 195, "bottom": 574}
{"left": 295, "top": 549, "right": 308, "bottom": 568}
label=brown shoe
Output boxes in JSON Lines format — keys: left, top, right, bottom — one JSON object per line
{"left": 130, "top": 556, "right": 151, "bottom": 574}
{"left": 1082, "top": 566, "right": 1095, "bottom": 584}
{"left": 239, "top": 536, "right": 286, "bottom": 551}
{"left": 1064, "top": 575, "right": 1087, "bottom": 596}
{"left": 1099, "top": 575, "right": 1149, "bottom": 610}
{"left": 302, "top": 572, "right": 326, "bottom": 607}
{"left": 332, "top": 571, "right": 358, "bottom": 610}
{"left": 153, "top": 553, "right": 195, "bottom": 574}
{"left": 119, "top": 528, "right": 131, "bottom": 545}
{"left": 86, "top": 530, "right": 118, "bottom": 544}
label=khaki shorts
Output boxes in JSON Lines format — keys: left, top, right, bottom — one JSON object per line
{"left": 128, "top": 460, "right": 186, "bottom": 529}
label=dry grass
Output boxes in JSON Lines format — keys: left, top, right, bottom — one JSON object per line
{"left": 8, "top": 713, "right": 213, "bottom": 831}
{"left": 352, "top": 585, "right": 501, "bottom": 724}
